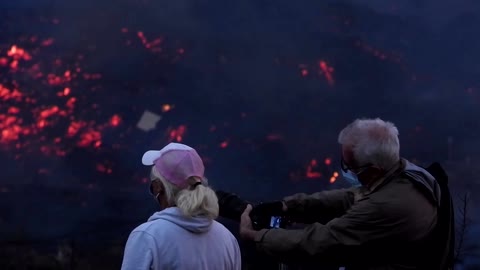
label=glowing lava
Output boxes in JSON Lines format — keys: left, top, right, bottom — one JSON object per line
{"left": 0, "top": 41, "right": 117, "bottom": 160}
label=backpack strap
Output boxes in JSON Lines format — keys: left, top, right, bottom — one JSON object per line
{"left": 425, "top": 162, "right": 455, "bottom": 270}
{"left": 403, "top": 162, "right": 454, "bottom": 270}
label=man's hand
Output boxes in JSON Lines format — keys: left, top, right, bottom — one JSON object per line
{"left": 239, "top": 204, "right": 257, "bottom": 241}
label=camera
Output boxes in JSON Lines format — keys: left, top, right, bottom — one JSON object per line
{"left": 216, "top": 190, "right": 289, "bottom": 230}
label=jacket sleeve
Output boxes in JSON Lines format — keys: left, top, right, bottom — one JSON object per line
{"left": 121, "top": 231, "right": 155, "bottom": 270}
{"left": 255, "top": 195, "right": 434, "bottom": 265}
{"left": 283, "top": 188, "right": 357, "bottom": 224}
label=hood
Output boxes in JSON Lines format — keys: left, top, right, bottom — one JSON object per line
{"left": 403, "top": 159, "right": 441, "bottom": 206}
{"left": 147, "top": 207, "right": 212, "bottom": 233}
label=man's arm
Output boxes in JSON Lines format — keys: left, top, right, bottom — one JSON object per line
{"left": 283, "top": 188, "right": 357, "bottom": 224}
{"left": 255, "top": 193, "right": 437, "bottom": 265}
{"left": 121, "top": 231, "right": 154, "bottom": 270}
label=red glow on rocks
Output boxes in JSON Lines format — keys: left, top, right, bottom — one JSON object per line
{"left": 306, "top": 159, "right": 322, "bottom": 179}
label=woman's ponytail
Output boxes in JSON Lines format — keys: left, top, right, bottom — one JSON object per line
{"left": 153, "top": 167, "right": 219, "bottom": 219}
{"left": 175, "top": 178, "right": 219, "bottom": 219}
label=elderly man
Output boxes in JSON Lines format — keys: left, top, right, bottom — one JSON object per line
{"left": 240, "top": 118, "right": 451, "bottom": 270}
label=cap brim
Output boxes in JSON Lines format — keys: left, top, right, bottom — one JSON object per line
{"left": 142, "top": 150, "right": 162, "bottom": 165}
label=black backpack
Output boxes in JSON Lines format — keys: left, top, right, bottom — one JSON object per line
{"left": 423, "top": 162, "right": 455, "bottom": 270}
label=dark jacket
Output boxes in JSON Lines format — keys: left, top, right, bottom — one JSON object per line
{"left": 253, "top": 159, "right": 447, "bottom": 270}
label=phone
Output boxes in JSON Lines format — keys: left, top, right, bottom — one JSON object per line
{"left": 269, "top": 216, "right": 282, "bottom": 229}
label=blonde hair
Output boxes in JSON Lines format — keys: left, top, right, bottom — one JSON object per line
{"left": 151, "top": 167, "right": 219, "bottom": 219}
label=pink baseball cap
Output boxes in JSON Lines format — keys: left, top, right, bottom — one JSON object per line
{"left": 142, "top": 143, "right": 205, "bottom": 188}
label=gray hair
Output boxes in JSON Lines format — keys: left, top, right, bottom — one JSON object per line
{"left": 338, "top": 118, "right": 400, "bottom": 170}
{"left": 151, "top": 167, "right": 219, "bottom": 219}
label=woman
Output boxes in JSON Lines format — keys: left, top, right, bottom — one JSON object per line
{"left": 121, "top": 143, "right": 241, "bottom": 270}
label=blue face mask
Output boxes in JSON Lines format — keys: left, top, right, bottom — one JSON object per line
{"left": 341, "top": 170, "right": 362, "bottom": 187}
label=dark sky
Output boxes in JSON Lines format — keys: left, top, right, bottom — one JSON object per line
{"left": 0, "top": 0, "right": 479, "bottom": 267}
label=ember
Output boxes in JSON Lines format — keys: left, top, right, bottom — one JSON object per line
{"left": 306, "top": 159, "right": 322, "bottom": 179}
{"left": 319, "top": 60, "right": 335, "bottom": 86}
{"left": 168, "top": 125, "right": 187, "bottom": 142}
